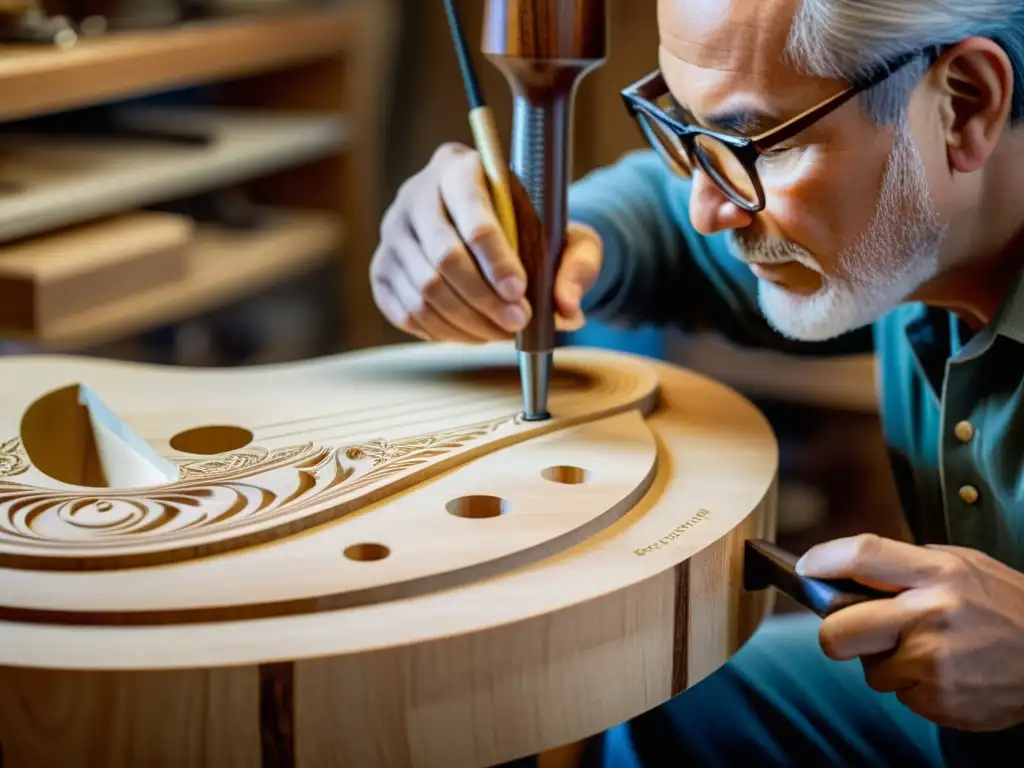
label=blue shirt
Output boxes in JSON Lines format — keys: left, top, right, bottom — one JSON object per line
{"left": 569, "top": 150, "right": 1024, "bottom": 570}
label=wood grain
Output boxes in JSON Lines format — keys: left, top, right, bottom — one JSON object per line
{"left": 0, "top": 213, "right": 192, "bottom": 336}
{"left": 259, "top": 662, "right": 295, "bottom": 768}
{"left": 3, "top": 208, "right": 340, "bottom": 349}
{"left": 0, "top": 410, "right": 660, "bottom": 624}
{"left": 0, "top": 108, "right": 347, "bottom": 244}
{"left": 0, "top": 344, "right": 777, "bottom": 766}
{"left": 0, "top": 343, "right": 657, "bottom": 574}
{"left": 0, "top": 9, "right": 362, "bottom": 123}
{"left": 507, "top": 162, "right": 559, "bottom": 353}
{"left": 481, "top": 0, "right": 607, "bottom": 60}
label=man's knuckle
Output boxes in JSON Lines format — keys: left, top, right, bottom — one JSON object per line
{"left": 937, "top": 556, "right": 968, "bottom": 582}
{"left": 465, "top": 222, "right": 501, "bottom": 253}
{"left": 394, "top": 176, "right": 417, "bottom": 205}
{"left": 421, "top": 274, "right": 447, "bottom": 302}
{"left": 850, "top": 533, "right": 882, "bottom": 568}
{"left": 449, "top": 145, "right": 481, "bottom": 169}
{"left": 434, "top": 241, "right": 467, "bottom": 273}
{"left": 390, "top": 307, "right": 410, "bottom": 328}
{"left": 434, "top": 142, "right": 468, "bottom": 165}
{"left": 406, "top": 298, "right": 429, "bottom": 321}
{"left": 440, "top": 155, "right": 482, "bottom": 202}
{"left": 934, "top": 586, "right": 964, "bottom": 617}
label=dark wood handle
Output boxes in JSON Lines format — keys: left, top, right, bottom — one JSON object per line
{"left": 743, "top": 539, "right": 893, "bottom": 617}
{"left": 505, "top": 164, "right": 556, "bottom": 354}
{"left": 481, "top": 0, "right": 607, "bottom": 60}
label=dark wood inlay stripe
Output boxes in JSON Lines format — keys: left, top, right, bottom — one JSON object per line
{"left": 671, "top": 560, "right": 689, "bottom": 696}
{"left": 259, "top": 661, "right": 295, "bottom": 768}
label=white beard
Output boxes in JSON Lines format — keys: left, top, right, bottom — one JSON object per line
{"left": 726, "top": 120, "right": 948, "bottom": 342}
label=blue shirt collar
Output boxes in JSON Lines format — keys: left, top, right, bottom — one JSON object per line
{"left": 990, "top": 260, "right": 1024, "bottom": 344}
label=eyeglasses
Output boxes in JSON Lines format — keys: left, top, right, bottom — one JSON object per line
{"left": 620, "top": 46, "right": 945, "bottom": 212}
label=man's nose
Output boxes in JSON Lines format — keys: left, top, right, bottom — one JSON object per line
{"left": 688, "top": 168, "right": 754, "bottom": 235}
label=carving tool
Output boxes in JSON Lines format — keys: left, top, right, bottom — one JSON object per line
{"left": 481, "top": 0, "right": 608, "bottom": 421}
{"left": 744, "top": 539, "right": 892, "bottom": 617}
{"left": 442, "top": 0, "right": 520, "bottom": 309}
{"left": 447, "top": 0, "right": 554, "bottom": 419}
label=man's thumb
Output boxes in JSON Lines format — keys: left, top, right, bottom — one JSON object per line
{"left": 554, "top": 223, "right": 602, "bottom": 320}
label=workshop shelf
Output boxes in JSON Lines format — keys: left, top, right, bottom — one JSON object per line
{"left": 0, "top": 0, "right": 400, "bottom": 353}
{"left": 0, "top": 107, "right": 349, "bottom": 243}
{"left": 18, "top": 207, "right": 342, "bottom": 349}
{"left": 0, "top": 8, "right": 361, "bottom": 122}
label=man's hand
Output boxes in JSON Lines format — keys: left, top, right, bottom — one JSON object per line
{"left": 796, "top": 534, "right": 1024, "bottom": 731}
{"left": 370, "top": 143, "right": 602, "bottom": 342}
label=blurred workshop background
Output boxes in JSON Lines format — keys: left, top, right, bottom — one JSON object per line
{"left": 0, "top": 0, "right": 907, "bottom": 609}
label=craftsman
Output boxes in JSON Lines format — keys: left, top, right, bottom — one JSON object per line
{"left": 369, "top": 0, "right": 1024, "bottom": 764}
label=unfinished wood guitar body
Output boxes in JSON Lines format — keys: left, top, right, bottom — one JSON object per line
{"left": 0, "top": 341, "right": 779, "bottom": 768}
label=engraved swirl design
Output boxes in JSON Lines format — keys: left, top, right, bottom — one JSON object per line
{"left": 0, "top": 414, "right": 518, "bottom": 553}
{"left": 0, "top": 438, "right": 28, "bottom": 479}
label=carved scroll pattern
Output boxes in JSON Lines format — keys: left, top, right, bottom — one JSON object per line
{"left": 0, "top": 414, "right": 519, "bottom": 550}
{"left": 0, "top": 438, "right": 28, "bottom": 479}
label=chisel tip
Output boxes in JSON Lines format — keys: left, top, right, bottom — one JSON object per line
{"left": 518, "top": 350, "right": 552, "bottom": 421}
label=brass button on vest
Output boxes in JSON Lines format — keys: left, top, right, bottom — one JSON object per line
{"left": 954, "top": 421, "right": 975, "bottom": 443}
{"left": 959, "top": 485, "right": 980, "bottom": 505}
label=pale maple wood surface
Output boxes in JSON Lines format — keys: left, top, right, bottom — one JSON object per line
{"left": 0, "top": 342, "right": 777, "bottom": 766}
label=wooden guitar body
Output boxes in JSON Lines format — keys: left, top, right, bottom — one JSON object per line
{"left": 0, "top": 341, "right": 778, "bottom": 767}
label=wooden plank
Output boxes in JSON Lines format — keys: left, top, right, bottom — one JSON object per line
{"left": 0, "top": 107, "right": 348, "bottom": 244}
{"left": 5, "top": 208, "right": 342, "bottom": 349}
{"left": 0, "top": 8, "right": 362, "bottom": 121}
{"left": 0, "top": 212, "right": 193, "bottom": 336}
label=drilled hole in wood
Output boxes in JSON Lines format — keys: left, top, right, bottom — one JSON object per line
{"left": 446, "top": 495, "right": 511, "bottom": 519}
{"left": 169, "top": 425, "right": 253, "bottom": 455}
{"left": 344, "top": 543, "right": 390, "bottom": 562}
{"left": 541, "top": 465, "right": 591, "bottom": 484}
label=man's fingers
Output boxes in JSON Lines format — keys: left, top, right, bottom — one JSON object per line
{"left": 863, "top": 654, "right": 922, "bottom": 694}
{"left": 796, "top": 534, "right": 964, "bottom": 591}
{"left": 440, "top": 151, "right": 527, "bottom": 301}
{"left": 862, "top": 619, "right": 944, "bottom": 696}
{"left": 386, "top": 258, "right": 487, "bottom": 344}
{"left": 554, "top": 223, "right": 602, "bottom": 325}
{"left": 392, "top": 232, "right": 510, "bottom": 342}
{"left": 370, "top": 274, "right": 429, "bottom": 341}
{"left": 409, "top": 194, "right": 530, "bottom": 333}
{"left": 818, "top": 586, "right": 950, "bottom": 662}
{"left": 555, "top": 312, "right": 587, "bottom": 333}
{"left": 819, "top": 599, "right": 906, "bottom": 661}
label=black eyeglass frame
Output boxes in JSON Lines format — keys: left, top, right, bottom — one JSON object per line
{"left": 620, "top": 46, "right": 947, "bottom": 212}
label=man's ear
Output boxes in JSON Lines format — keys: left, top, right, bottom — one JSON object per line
{"left": 932, "top": 37, "right": 1015, "bottom": 173}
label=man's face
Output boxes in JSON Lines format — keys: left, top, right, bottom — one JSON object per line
{"left": 658, "top": 0, "right": 951, "bottom": 341}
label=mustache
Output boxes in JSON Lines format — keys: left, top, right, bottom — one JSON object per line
{"left": 725, "top": 230, "right": 822, "bottom": 272}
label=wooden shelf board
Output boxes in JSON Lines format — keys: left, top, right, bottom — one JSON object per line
{"left": 0, "top": 7, "right": 362, "bottom": 121}
{"left": 13, "top": 208, "right": 342, "bottom": 349}
{"left": 0, "top": 107, "right": 349, "bottom": 243}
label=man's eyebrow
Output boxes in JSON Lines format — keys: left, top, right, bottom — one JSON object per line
{"left": 703, "top": 109, "right": 777, "bottom": 135}
{"left": 668, "top": 94, "right": 779, "bottom": 136}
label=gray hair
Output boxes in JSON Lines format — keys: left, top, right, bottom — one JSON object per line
{"left": 785, "top": 1, "right": 1024, "bottom": 125}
